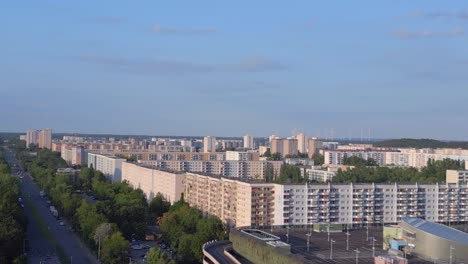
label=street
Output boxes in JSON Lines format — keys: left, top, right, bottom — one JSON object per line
{"left": 2, "top": 147, "right": 98, "bottom": 264}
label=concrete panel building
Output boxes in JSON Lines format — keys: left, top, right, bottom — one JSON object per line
{"left": 122, "top": 162, "right": 185, "bottom": 204}
{"left": 38, "top": 128, "right": 52, "bottom": 149}
{"left": 87, "top": 153, "right": 126, "bottom": 182}
{"left": 204, "top": 136, "right": 217, "bottom": 153}
{"left": 271, "top": 138, "right": 298, "bottom": 157}
{"left": 307, "top": 138, "right": 323, "bottom": 158}
{"left": 446, "top": 169, "right": 468, "bottom": 184}
{"left": 243, "top": 134, "right": 254, "bottom": 149}
{"left": 296, "top": 133, "right": 307, "bottom": 154}
{"left": 61, "top": 145, "right": 86, "bottom": 166}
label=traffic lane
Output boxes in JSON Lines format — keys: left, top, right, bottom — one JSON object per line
{"left": 21, "top": 172, "right": 93, "bottom": 264}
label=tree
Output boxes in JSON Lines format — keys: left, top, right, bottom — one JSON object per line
{"left": 94, "top": 223, "right": 118, "bottom": 246}
{"left": 76, "top": 201, "right": 108, "bottom": 244}
{"left": 262, "top": 148, "right": 271, "bottom": 157}
{"left": 150, "top": 193, "right": 171, "bottom": 220}
{"left": 312, "top": 153, "right": 324, "bottom": 165}
{"left": 101, "top": 232, "right": 129, "bottom": 264}
{"left": 275, "top": 163, "right": 304, "bottom": 183}
{"left": 267, "top": 152, "right": 282, "bottom": 161}
{"left": 146, "top": 248, "right": 168, "bottom": 264}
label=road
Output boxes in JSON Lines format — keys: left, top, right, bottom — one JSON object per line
{"left": 2, "top": 147, "right": 98, "bottom": 264}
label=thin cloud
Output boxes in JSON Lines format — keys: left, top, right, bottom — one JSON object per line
{"left": 408, "top": 10, "right": 468, "bottom": 20}
{"left": 150, "top": 24, "right": 216, "bottom": 35}
{"left": 78, "top": 55, "right": 287, "bottom": 74}
{"left": 393, "top": 28, "right": 464, "bottom": 39}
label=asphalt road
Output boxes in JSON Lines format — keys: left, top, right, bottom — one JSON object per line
{"left": 2, "top": 147, "right": 98, "bottom": 264}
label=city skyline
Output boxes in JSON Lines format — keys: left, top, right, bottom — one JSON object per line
{"left": 1, "top": 1, "right": 468, "bottom": 139}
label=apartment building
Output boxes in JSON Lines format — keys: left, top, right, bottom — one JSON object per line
{"left": 385, "top": 148, "right": 468, "bottom": 168}
{"left": 307, "top": 138, "right": 323, "bottom": 158}
{"left": 296, "top": 133, "right": 307, "bottom": 153}
{"left": 225, "top": 151, "right": 258, "bottom": 161}
{"left": 324, "top": 149, "right": 394, "bottom": 166}
{"left": 271, "top": 138, "right": 298, "bottom": 157}
{"left": 184, "top": 175, "right": 468, "bottom": 228}
{"left": 88, "top": 150, "right": 228, "bottom": 162}
{"left": 204, "top": 136, "right": 217, "bottom": 152}
{"left": 446, "top": 170, "right": 468, "bottom": 184}
{"left": 26, "top": 129, "right": 39, "bottom": 148}
{"left": 38, "top": 129, "right": 52, "bottom": 149}
{"left": 304, "top": 168, "right": 337, "bottom": 182}
{"left": 121, "top": 162, "right": 185, "bottom": 204}
{"left": 243, "top": 134, "right": 254, "bottom": 149}
{"left": 184, "top": 173, "right": 276, "bottom": 227}
{"left": 61, "top": 145, "right": 86, "bottom": 166}
{"left": 140, "top": 160, "right": 282, "bottom": 180}
{"left": 87, "top": 153, "right": 126, "bottom": 182}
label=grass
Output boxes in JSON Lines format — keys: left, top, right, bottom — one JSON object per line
{"left": 24, "top": 196, "right": 70, "bottom": 264}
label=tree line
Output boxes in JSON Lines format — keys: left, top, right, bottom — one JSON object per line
{"left": 12, "top": 141, "right": 227, "bottom": 263}
{"left": 0, "top": 147, "right": 27, "bottom": 263}
{"left": 374, "top": 138, "right": 468, "bottom": 149}
{"left": 333, "top": 158, "right": 465, "bottom": 183}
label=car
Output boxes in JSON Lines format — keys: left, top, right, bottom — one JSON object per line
{"left": 131, "top": 244, "right": 143, "bottom": 250}
{"left": 59, "top": 222, "right": 64, "bottom": 226}
{"left": 160, "top": 244, "right": 166, "bottom": 249}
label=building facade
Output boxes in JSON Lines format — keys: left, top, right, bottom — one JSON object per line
{"left": 38, "top": 128, "right": 52, "bottom": 149}
{"left": 61, "top": 145, "right": 86, "bottom": 166}
{"left": 121, "top": 162, "right": 185, "bottom": 204}
{"left": 243, "top": 134, "right": 254, "bottom": 149}
{"left": 271, "top": 138, "right": 298, "bottom": 157}
{"left": 87, "top": 153, "right": 126, "bottom": 182}
{"left": 204, "top": 136, "right": 217, "bottom": 153}
{"left": 296, "top": 133, "right": 307, "bottom": 154}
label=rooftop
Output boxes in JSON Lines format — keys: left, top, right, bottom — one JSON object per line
{"left": 402, "top": 217, "right": 468, "bottom": 245}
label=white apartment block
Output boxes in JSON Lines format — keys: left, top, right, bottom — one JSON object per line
{"left": 296, "top": 133, "right": 307, "bottom": 153}
{"left": 243, "top": 134, "right": 254, "bottom": 149}
{"left": 26, "top": 129, "right": 39, "bottom": 148}
{"left": 87, "top": 153, "right": 126, "bottom": 182}
{"left": 225, "top": 151, "right": 258, "bottom": 161}
{"left": 304, "top": 168, "right": 336, "bottom": 182}
{"left": 324, "top": 150, "right": 390, "bottom": 166}
{"left": 184, "top": 174, "right": 468, "bottom": 228}
{"left": 121, "top": 162, "right": 185, "bottom": 204}
{"left": 204, "top": 136, "right": 217, "bottom": 153}
{"left": 139, "top": 160, "right": 282, "bottom": 180}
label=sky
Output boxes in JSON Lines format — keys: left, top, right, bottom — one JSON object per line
{"left": 1, "top": 1, "right": 468, "bottom": 140}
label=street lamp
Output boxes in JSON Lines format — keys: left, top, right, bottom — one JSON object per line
{"left": 330, "top": 239, "right": 335, "bottom": 259}
{"left": 306, "top": 232, "right": 311, "bottom": 252}
{"left": 327, "top": 223, "right": 330, "bottom": 241}
{"left": 449, "top": 245, "right": 455, "bottom": 264}
{"left": 346, "top": 231, "right": 351, "bottom": 251}
{"left": 372, "top": 237, "right": 377, "bottom": 257}
{"left": 366, "top": 223, "right": 369, "bottom": 242}
{"left": 286, "top": 226, "right": 290, "bottom": 243}
{"left": 354, "top": 248, "right": 360, "bottom": 264}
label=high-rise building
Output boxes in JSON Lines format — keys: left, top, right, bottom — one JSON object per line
{"left": 243, "top": 134, "right": 254, "bottom": 149}
{"left": 26, "top": 129, "right": 39, "bottom": 148}
{"left": 296, "top": 133, "right": 307, "bottom": 153}
{"left": 38, "top": 128, "right": 52, "bottom": 149}
{"left": 203, "top": 136, "right": 217, "bottom": 152}
{"left": 271, "top": 138, "right": 298, "bottom": 157}
{"left": 307, "top": 137, "right": 323, "bottom": 158}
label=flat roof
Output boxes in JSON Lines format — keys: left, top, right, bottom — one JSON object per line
{"left": 402, "top": 217, "right": 468, "bottom": 245}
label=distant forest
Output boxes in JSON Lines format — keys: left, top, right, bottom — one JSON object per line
{"left": 374, "top": 138, "right": 468, "bottom": 149}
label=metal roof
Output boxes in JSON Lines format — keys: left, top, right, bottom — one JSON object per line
{"left": 402, "top": 217, "right": 468, "bottom": 245}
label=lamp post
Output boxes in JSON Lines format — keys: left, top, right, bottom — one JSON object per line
{"left": 286, "top": 226, "right": 290, "bottom": 243}
{"left": 354, "top": 248, "right": 360, "bottom": 264}
{"left": 330, "top": 239, "right": 335, "bottom": 260}
{"left": 346, "top": 231, "right": 351, "bottom": 251}
{"left": 372, "top": 237, "right": 377, "bottom": 257}
{"left": 306, "top": 232, "right": 311, "bottom": 252}
{"left": 449, "top": 245, "right": 455, "bottom": 264}
{"left": 366, "top": 224, "right": 369, "bottom": 242}
{"left": 327, "top": 223, "right": 330, "bottom": 241}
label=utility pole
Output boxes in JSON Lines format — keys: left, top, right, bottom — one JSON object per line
{"left": 366, "top": 224, "right": 369, "bottom": 242}
{"left": 286, "top": 226, "right": 290, "bottom": 243}
{"left": 354, "top": 248, "right": 360, "bottom": 264}
{"left": 330, "top": 239, "right": 335, "bottom": 260}
{"left": 372, "top": 237, "right": 377, "bottom": 257}
{"left": 450, "top": 245, "right": 454, "bottom": 264}
{"left": 327, "top": 223, "right": 330, "bottom": 241}
{"left": 346, "top": 231, "right": 351, "bottom": 251}
{"left": 306, "top": 232, "right": 311, "bottom": 252}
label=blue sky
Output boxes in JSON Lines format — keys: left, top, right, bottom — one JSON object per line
{"left": 1, "top": 1, "right": 467, "bottom": 139}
